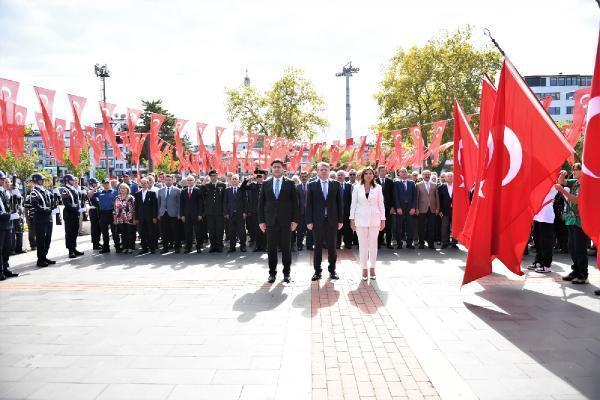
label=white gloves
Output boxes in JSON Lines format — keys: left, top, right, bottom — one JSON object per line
{"left": 51, "top": 208, "right": 59, "bottom": 215}
{"left": 10, "top": 213, "right": 20, "bottom": 220}
{"left": 11, "top": 189, "right": 21, "bottom": 197}
{"left": 78, "top": 207, "right": 86, "bottom": 213}
{"left": 52, "top": 188, "right": 60, "bottom": 195}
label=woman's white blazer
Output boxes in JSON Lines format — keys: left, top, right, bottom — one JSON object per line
{"left": 349, "top": 184, "right": 386, "bottom": 228}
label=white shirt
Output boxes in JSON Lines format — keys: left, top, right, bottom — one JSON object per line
{"left": 534, "top": 187, "right": 558, "bottom": 224}
{"left": 425, "top": 181, "right": 430, "bottom": 193}
{"left": 447, "top": 184, "right": 453, "bottom": 198}
{"left": 141, "top": 190, "right": 147, "bottom": 202}
{"left": 273, "top": 178, "right": 282, "bottom": 196}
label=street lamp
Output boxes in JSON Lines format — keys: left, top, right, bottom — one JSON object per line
{"left": 336, "top": 61, "right": 359, "bottom": 140}
{"left": 94, "top": 63, "right": 111, "bottom": 176}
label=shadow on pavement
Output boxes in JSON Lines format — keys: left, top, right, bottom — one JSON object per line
{"left": 232, "top": 282, "right": 288, "bottom": 322}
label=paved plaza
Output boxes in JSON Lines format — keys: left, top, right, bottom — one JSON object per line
{"left": 0, "top": 230, "right": 598, "bottom": 400}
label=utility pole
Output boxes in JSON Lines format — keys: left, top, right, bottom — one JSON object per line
{"left": 336, "top": 61, "right": 359, "bottom": 140}
{"left": 94, "top": 63, "right": 111, "bottom": 177}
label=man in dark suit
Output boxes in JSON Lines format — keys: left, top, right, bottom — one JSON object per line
{"left": 202, "top": 170, "right": 226, "bottom": 253}
{"left": 306, "top": 162, "right": 343, "bottom": 281}
{"left": 224, "top": 174, "right": 247, "bottom": 252}
{"left": 336, "top": 170, "right": 353, "bottom": 249}
{"left": 258, "top": 159, "right": 299, "bottom": 284}
{"left": 438, "top": 172, "right": 456, "bottom": 249}
{"left": 134, "top": 177, "right": 159, "bottom": 254}
{"left": 375, "top": 166, "right": 395, "bottom": 249}
{"left": 296, "top": 171, "right": 313, "bottom": 251}
{"left": 241, "top": 171, "right": 266, "bottom": 252}
{"left": 393, "top": 167, "right": 417, "bottom": 249}
{"left": 59, "top": 174, "right": 85, "bottom": 258}
{"left": 180, "top": 175, "right": 203, "bottom": 253}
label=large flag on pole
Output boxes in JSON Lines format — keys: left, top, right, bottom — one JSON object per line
{"left": 429, "top": 120, "right": 447, "bottom": 164}
{"left": 463, "top": 60, "right": 573, "bottom": 285}
{"left": 579, "top": 27, "right": 600, "bottom": 261}
{"left": 99, "top": 102, "right": 124, "bottom": 160}
{"left": 452, "top": 100, "right": 479, "bottom": 243}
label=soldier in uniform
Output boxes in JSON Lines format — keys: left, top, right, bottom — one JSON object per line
{"left": 0, "top": 172, "right": 19, "bottom": 280}
{"left": 202, "top": 170, "right": 226, "bottom": 253}
{"left": 9, "top": 179, "right": 25, "bottom": 254}
{"left": 86, "top": 178, "right": 102, "bottom": 249}
{"left": 241, "top": 170, "right": 266, "bottom": 252}
{"left": 60, "top": 174, "right": 85, "bottom": 258}
{"left": 28, "top": 173, "right": 57, "bottom": 268}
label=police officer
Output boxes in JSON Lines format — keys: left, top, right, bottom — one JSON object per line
{"left": 0, "top": 171, "right": 19, "bottom": 279}
{"left": 60, "top": 174, "right": 85, "bottom": 258}
{"left": 202, "top": 170, "right": 226, "bottom": 252}
{"left": 28, "top": 173, "right": 57, "bottom": 268}
{"left": 86, "top": 178, "right": 102, "bottom": 250}
{"left": 9, "top": 179, "right": 25, "bottom": 254}
{"left": 94, "top": 178, "right": 118, "bottom": 253}
{"left": 241, "top": 170, "right": 267, "bottom": 252}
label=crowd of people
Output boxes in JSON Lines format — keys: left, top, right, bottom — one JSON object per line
{"left": 0, "top": 161, "right": 596, "bottom": 295}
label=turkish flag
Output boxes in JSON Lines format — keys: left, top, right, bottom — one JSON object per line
{"left": 149, "top": 113, "right": 166, "bottom": 163}
{"left": 374, "top": 132, "right": 383, "bottom": 162}
{"left": 452, "top": 100, "right": 479, "bottom": 242}
{"left": 99, "top": 102, "right": 124, "bottom": 160}
{"left": 566, "top": 87, "right": 592, "bottom": 154}
{"left": 460, "top": 77, "right": 497, "bottom": 247}
{"left": 409, "top": 126, "right": 424, "bottom": 167}
{"left": 34, "top": 112, "right": 55, "bottom": 160}
{"left": 429, "top": 120, "right": 447, "bottom": 164}
{"left": 53, "top": 118, "right": 67, "bottom": 163}
{"left": 540, "top": 96, "right": 553, "bottom": 110}
{"left": 34, "top": 86, "right": 57, "bottom": 160}
{"left": 463, "top": 60, "right": 572, "bottom": 285}
{"left": 357, "top": 136, "right": 367, "bottom": 162}
{"left": 391, "top": 130, "right": 403, "bottom": 157}
{"left": 87, "top": 127, "right": 106, "bottom": 165}
{"left": 579, "top": 28, "right": 600, "bottom": 259}
{"left": 0, "top": 78, "right": 20, "bottom": 155}
{"left": 174, "top": 119, "right": 188, "bottom": 171}
{"left": 69, "top": 122, "right": 82, "bottom": 167}
{"left": 215, "top": 126, "right": 226, "bottom": 159}
{"left": 7, "top": 103, "right": 26, "bottom": 157}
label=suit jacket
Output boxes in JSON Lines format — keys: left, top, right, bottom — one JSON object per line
{"left": 0, "top": 189, "right": 12, "bottom": 230}
{"left": 158, "top": 185, "right": 181, "bottom": 217}
{"left": 305, "top": 179, "right": 344, "bottom": 228}
{"left": 375, "top": 177, "right": 394, "bottom": 211}
{"left": 393, "top": 179, "right": 417, "bottom": 210}
{"left": 224, "top": 186, "right": 246, "bottom": 216}
{"left": 180, "top": 186, "right": 203, "bottom": 218}
{"left": 340, "top": 182, "right": 352, "bottom": 217}
{"left": 258, "top": 177, "right": 299, "bottom": 227}
{"left": 296, "top": 182, "right": 309, "bottom": 216}
{"left": 438, "top": 183, "right": 453, "bottom": 216}
{"left": 134, "top": 189, "right": 158, "bottom": 221}
{"left": 349, "top": 184, "right": 386, "bottom": 228}
{"left": 416, "top": 181, "right": 440, "bottom": 214}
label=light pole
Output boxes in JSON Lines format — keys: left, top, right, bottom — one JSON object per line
{"left": 94, "top": 63, "right": 111, "bottom": 177}
{"left": 336, "top": 61, "right": 359, "bottom": 140}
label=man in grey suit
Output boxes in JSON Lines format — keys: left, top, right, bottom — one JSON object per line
{"left": 158, "top": 174, "right": 181, "bottom": 253}
{"left": 415, "top": 170, "right": 440, "bottom": 250}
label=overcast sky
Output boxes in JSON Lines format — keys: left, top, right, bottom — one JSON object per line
{"left": 0, "top": 0, "right": 597, "bottom": 147}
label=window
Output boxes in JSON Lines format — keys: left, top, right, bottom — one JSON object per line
{"left": 536, "top": 92, "right": 560, "bottom": 100}
{"left": 557, "top": 77, "right": 565, "bottom": 86}
{"left": 525, "top": 76, "right": 545, "bottom": 87}
{"left": 548, "top": 107, "right": 561, "bottom": 115}
{"left": 550, "top": 77, "right": 557, "bottom": 86}
{"left": 566, "top": 106, "right": 574, "bottom": 114}
{"left": 565, "top": 92, "right": 575, "bottom": 100}
{"left": 565, "top": 77, "right": 575, "bottom": 86}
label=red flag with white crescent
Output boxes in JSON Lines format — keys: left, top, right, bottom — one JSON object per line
{"left": 174, "top": 118, "right": 188, "bottom": 162}
{"left": 53, "top": 118, "right": 67, "bottom": 163}
{"left": 34, "top": 112, "right": 54, "bottom": 159}
{"left": 429, "top": 120, "right": 447, "bottom": 164}
{"left": 87, "top": 126, "right": 106, "bottom": 165}
{"left": 357, "top": 136, "right": 367, "bottom": 161}
{"left": 579, "top": 27, "right": 600, "bottom": 260}
{"left": 7, "top": 103, "right": 26, "bottom": 157}
{"left": 0, "top": 78, "right": 20, "bottom": 153}
{"left": 374, "top": 132, "right": 383, "bottom": 162}
{"left": 460, "top": 77, "right": 497, "bottom": 247}
{"left": 99, "top": 102, "right": 124, "bottom": 159}
{"left": 391, "top": 130, "right": 403, "bottom": 158}
{"left": 34, "top": 86, "right": 57, "bottom": 159}
{"left": 215, "top": 126, "right": 226, "bottom": 159}
{"left": 69, "top": 122, "right": 82, "bottom": 167}
{"left": 409, "top": 126, "right": 424, "bottom": 167}
{"left": 149, "top": 113, "right": 166, "bottom": 159}
{"left": 463, "top": 60, "right": 572, "bottom": 285}
{"left": 67, "top": 94, "right": 87, "bottom": 148}
{"left": 540, "top": 96, "right": 553, "bottom": 110}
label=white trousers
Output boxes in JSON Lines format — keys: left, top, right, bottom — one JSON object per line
{"left": 356, "top": 226, "right": 379, "bottom": 269}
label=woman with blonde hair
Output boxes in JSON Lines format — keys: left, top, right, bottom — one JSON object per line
{"left": 349, "top": 166, "right": 386, "bottom": 280}
{"left": 113, "top": 183, "right": 136, "bottom": 254}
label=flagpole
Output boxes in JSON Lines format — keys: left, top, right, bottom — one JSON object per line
{"left": 483, "top": 28, "right": 506, "bottom": 58}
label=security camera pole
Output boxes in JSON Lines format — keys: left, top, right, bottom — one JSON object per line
{"left": 94, "top": 63, "right": 111, "bottom": 177}
{"left": 336, "top": 61, "right": 359, "bottom": 140}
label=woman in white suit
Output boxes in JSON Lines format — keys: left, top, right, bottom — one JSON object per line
{"left": 349, "top": 167, "right": 386, "bottom": 280}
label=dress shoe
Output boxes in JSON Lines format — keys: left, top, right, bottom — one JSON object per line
{"left": 68, "top": 253, "right": 77, "bottom": 258}
{"left": 283, "top": 275, "right": 291, "bottom": 284}
{"left": 396, "top": 244, "right": 403, "bottom": 249}
{"left": 268, "top": 275, "right": 276, "bottom": 283}
{"left": 4, "top": 270, "right": 18, "bottom": 278}
{"left": 330, "top": 272, "right": 339, "bottom": 280}
{"left": 37, "top": 261, "right": 49, "bottom": 268}
{"left": 253, "top": 248, "right": 262, "bottom": 252}
{"left": 572, "top": 277, "right": 589, "bottom": 284}
{"left": 451, "top": 244, "right": 459, "bottom": 249}
{"left": 160, "top": 248, "right": 169, "bottom": 254}
{"left": 44, "top": 258, "right": 56, "bottom": 265}
{"left": 116, "top": 248, "right": 123, "bottom": 253}
{"left": 418, "top": 244, "right": 425, "bottom": 249}
{"left": 386, "top": 244, "right": 394, "bottom": 249}
{"left": 311, "top": 273, "right": 321, "bottom": 281}
{"left": 0, "top": 273, "right": 5, "bottom": 281}
{"left": 74, "top": 250, "right": 84, "bottom": 256}
{"left": 306, "top": 246, "right": 313, "bottom": 250}
{"left": 196, "top": 248, "right": 202, "bottom": 254}
{"left": 150, "top": 249, "right": 156, "bottom": 254}
{"left": 594, "top": 289, "right": 600, "bottom": 296}
{"left": 138, "top": 249, "right": 149, "bottom": 255}
{"left": 174, "top": 248, "right": 180, "bottom": 254}
{"left": 228, "top": 248, "right": 236, "bottom": 253}
{"left": 184, "top": 248, "right": 192, "bottom": 254}
{"left": 209, "top": 248, "right": 216, "bottom": 253}
{"left": 441, "top": 244, "right": 448, "bottom": 249}
{"left": 99, "top": 248, "right": 110, "bottom": 254}
{"left": 93, "top": 245, "right": 102, "bottom": 250}
{"left": 240, "top": 247, "right": 247, "bottom": 252}
{"left": 216, "top": 248, "right": 223, "bottom": 253}
{"left": 406, "top": 245, "right": 415, "bottom": 249}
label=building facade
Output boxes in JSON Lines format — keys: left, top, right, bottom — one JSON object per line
{"left": 525, "top": 74, "right": 592, "bottom": 121}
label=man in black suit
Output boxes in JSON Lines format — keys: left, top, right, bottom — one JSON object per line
{"left": 296, "top": 171, "right": 313, "bottom": 251}
{"left": 224, "top": 174, "right": 247, "bottom": 252}
{"left": 336, "top": 170, "right": 353, "bottom": 249}
{"left": 180, "top": 175, "right": 203, "bottom": 253}
{"left": 241, "top": 171, "right": 266, "bottom": 252}
{"left": 438, "top": 172, "right": 456, "bottom": 249}
{"left": 134, "top": 177, "right": 159, "bottom": 254}
{"left": 393, "top": 167, "right": 417, "bottom": 249}
{"left": 258, "top": 159, "right": 299, "bottom": 284}
{"left": 375, "top": 165, "right": 395, "bottom": 249}
{"left": 202, "top": 170, "right": 226, "bottom": 253}
{"left": 306, "top": 162, "right": 343, "bottom": 281}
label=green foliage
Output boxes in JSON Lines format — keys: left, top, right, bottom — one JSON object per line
{"left": 62, "top": 148, "right": 92, "bottom": 178}
{"left": 0, "top": 146, "right": 40, "bottom": 181}
{"left": 374, "top": 25, "right": 502, "bottom": 166}
{"left": 155, "top": 151, "right": 178, "bottom": 174}
{"left": 94, "top": 169, "right": 108, "bottom": 183}
{"left": 225, "top": 67, "right": 328, "bottom": 140}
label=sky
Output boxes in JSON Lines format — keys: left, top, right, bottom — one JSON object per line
{"left": 0, "top": 0, "right": 597, "bottom": 148}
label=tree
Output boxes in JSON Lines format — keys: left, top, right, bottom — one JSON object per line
{"left": 374, "top": 26, "right": 502, "bottom": 167}
{"left": 154, "top": 151, "right": 178, "bottom": 175}
{"left": 0, "top": 148, "right": 40, "bottom": 181}
{"left": 62, "top": 148, "right": 92, "bottom": 178}
{"left": 137, "top": 99, "right": 191, "bottom": 171}
{"left": 225, "top": 67, "right": 328, "bottom": 140}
